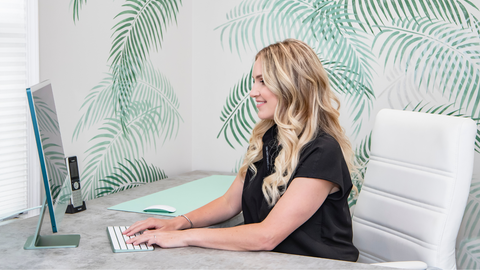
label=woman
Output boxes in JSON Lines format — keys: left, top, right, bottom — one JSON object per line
{"left": 124, "top": 39, "right": 359, "bottom": 262}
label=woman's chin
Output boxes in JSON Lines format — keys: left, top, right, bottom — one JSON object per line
{"left": 258, "top": 115, "right": 274, "bottom": 120}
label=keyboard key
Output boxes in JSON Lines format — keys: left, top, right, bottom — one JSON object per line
{"left": 106, "top": 226, "right": 154, "bottom": 253}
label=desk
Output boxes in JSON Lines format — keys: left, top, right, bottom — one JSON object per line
{"left": 0, "top": 171, "right": 390, "bottom": 269}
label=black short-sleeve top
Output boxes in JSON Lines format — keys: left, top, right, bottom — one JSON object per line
{"left": 242, "top": 124, "right": 359, "bottom": 262}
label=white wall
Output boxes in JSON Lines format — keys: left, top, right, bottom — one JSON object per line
{"left": 192, "top": 0, "right": 251, "bottom": 172}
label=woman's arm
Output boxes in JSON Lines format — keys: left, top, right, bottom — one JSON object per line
{"left": 123, "top": 173, "right": 245, "bottom": 235}
{"left": 128, "top": 177, "right": 336, "bottom": 251}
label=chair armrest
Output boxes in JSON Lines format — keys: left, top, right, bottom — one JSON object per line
{"left": 371, "top": 261, "right": 428, "bottom": 269}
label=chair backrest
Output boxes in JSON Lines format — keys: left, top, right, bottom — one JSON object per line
{"left": 352, "top": 109, "right": 476, "bottom": 270}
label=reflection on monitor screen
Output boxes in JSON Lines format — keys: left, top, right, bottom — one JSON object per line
{"left": 26, "top": 80, "right": 72, "bottom": 233}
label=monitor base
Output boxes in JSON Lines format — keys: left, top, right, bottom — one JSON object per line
{"left": 24, "top": 234, "right": 80, "bottom": 249}
{"left": 24, "top": 197, "right": 81, "bottom": 250}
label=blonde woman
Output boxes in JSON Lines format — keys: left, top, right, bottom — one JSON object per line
{"left": 124, "top": 39, "right": 359, "bottom": 262}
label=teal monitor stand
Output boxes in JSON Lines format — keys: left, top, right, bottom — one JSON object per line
{"left": 24, "top": 80, "right": 81, "bottom": 250}
{"left": 24, "top": 196, "right": 80, "bottom": 249}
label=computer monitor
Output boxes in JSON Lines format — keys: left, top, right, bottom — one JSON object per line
{"left": 24, "top": 80, "right": 80, "bottom": 249}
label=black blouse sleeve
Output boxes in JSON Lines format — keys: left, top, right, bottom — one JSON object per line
{"left": 292, "top": 132, "right": 351, "bottom": 199}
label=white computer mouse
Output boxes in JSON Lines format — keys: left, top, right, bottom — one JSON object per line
{"left": 143, "top": 205, "right": 176, "bottom": 213}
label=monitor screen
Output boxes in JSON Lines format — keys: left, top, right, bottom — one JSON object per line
{"left": 26, "top": 80, "right": 72, "bottom": 233}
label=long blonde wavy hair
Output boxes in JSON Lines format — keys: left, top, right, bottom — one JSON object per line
{"left": 239, "top": 39, "right": 354, "bottom": 206}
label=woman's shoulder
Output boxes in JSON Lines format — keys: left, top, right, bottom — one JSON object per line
{"left": 306, "top": 130, "right": 342, "bottom": 152}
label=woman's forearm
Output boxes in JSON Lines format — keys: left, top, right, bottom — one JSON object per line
{"left": 184, "top": 223, "right": 277, "bottom": 251}
{"left": 176, "top": 174, "right": 245, "bottom": 229}
{"left": 125, "top": 175, "right": 245, "bottom": 236}
{"left": 179, "top": 195, "right": 241, "bottom": 229}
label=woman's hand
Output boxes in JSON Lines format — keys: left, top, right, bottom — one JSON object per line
{"left": 126, "top": 229, "right": 189, "bottom": 248}
{"left": 122, "top": 217, "right": 180, "bottom": 236}
{"left": 121, "top": 173, "right": 245, "bottom": 248}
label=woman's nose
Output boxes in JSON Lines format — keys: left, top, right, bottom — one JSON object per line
{"left": 249, "top": 86, "right": 259, "bottom": 98}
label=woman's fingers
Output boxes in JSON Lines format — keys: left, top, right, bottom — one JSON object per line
{"left": 123, "top": 217, "right": 163, "bottom": 236}
{"left": 126, "top": 230, "right": 187, "bottom": 248}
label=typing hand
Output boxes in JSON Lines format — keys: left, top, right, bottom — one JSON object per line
{"left": 123, "top": 217, "right": 171, "bottom": 236}
{"left": 126, "top": 230, "right": 188, "bottom": 248}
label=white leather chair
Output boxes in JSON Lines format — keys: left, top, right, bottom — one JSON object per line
{"left": 352, "top": 109, "right": 476, "bottom": 270}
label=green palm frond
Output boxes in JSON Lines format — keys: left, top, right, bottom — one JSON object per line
{"left": 34, "top": 95, "right": 65, "bottom": 199}
{"left": 471, "top": 14, "right": 480, "bottom": 34}
{"left": 73, "top": 61, "right": 182, "bottom": 142}
{"left": 460, "top": 181, "right": 480, "bottom": 239}
{"left": 41, "top": 137, "right": 67, "bottom": 199}
{"left": 341, "top": 0, "right": 480, "bottom": 33}
{"left": 375, "top": 17, "right": 480, "bottom": 118}
{"left": 409, "top": 102, "right": 461, "bottom": 115}
{"left": 96, "top": 158, "right": 167, "bottom": 197}
{"left": 217, "top": 0, "right": 376, "bottom": 138}
{"left": 457, "top": 237, "right": 480, "bottom": 270}
{"left": 477, "top": 128, "right": 480, "bottom": 154}
{"left": 34, "top": 96, "right": 60, "bottom": 135}
{"left": 76, "top": 60, "right": 182, "bottom": 199}
{"left": 50, "top": 185, "right": 62, "bottom": 203}
{"left": 133, "top": 60, "right": 182, "bottom": 144}
{"left": 457, "top": 180, "right": 480, "bottom": 270}
{"left": 216, "top": 0, "right": 320, "bottom": 54}
{"left": 109, "top": 0, "right": 181, "bottom": 127}
{"left": 81, "top": 100, "right": 179, "bottom": 199}
{"left": 321, "top": 58, "right": 375, "bottom": 137}
{"left": 323, "top": 59, "right": 363, "bottom": 94}
{"left": 348, "top": 132, "right": 371, "bottom": 208}
{"left": 70, "top": 0, "right": 87, "bottom": 23}
{"left": 217, "top": 0, "right": 376, "bottom": 80}
{"left": 378, "top": 65, "right": 428, "bottom": 108}
{"left": 72, "top": 76, "right": 116, "bottom": 141}
{"left": 217, "top": 70, "right": 257, "bottom": 149}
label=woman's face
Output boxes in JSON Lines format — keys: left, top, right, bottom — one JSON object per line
{"left": 250, "top": 58, "right": 278, "bottom": 120}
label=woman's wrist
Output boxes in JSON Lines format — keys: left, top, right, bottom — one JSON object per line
{"left": 179, "top": 214, "right": 193, "bottom": 228}
{"left": 172, "top": 214, "right": 193, "bottom": 230}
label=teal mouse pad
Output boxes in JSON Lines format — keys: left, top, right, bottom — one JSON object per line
{"left": 108, "top": 175, "right": 235, "bottom": 216}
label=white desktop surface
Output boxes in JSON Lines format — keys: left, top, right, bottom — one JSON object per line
{"left": 0, "top": 171, "right": 391, "bottom": 269}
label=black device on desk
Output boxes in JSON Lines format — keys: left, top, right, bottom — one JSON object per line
{"left": 65, "top": 156, "right": 87, "bottom": 213}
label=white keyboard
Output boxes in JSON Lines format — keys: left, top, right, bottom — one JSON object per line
{"left": 106, "top": 226, "right": 154, "bottom": 253}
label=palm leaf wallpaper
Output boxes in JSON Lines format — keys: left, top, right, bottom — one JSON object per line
{"left": 60, "top": 0, "right": 479, "bottom": 267}
{"left": 34, "top": 96, "right": 67, "bottom": 200}
{"left": 457, "top": 181, "right": 480, "bottom": 269}
{"left": 70, "top": 0, "right": 183, "bottom": 200}
{"left": 217, "top": 69, "right": 257, "bottom": 149}
{"left": 97, "top": 158, "right": 167, "bottom": 196}
{"left": 216, "top": 0, "right": 376, "bottom": 137}
{"left": 215, "top": 0, "right": 480, "bottom": 267}
{"left": 216, "top": 2, "right": 480, "bottom": 176}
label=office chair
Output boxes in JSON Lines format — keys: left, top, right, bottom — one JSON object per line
{"left": 352, "top": 109, "right": 476, "bottom": 270}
